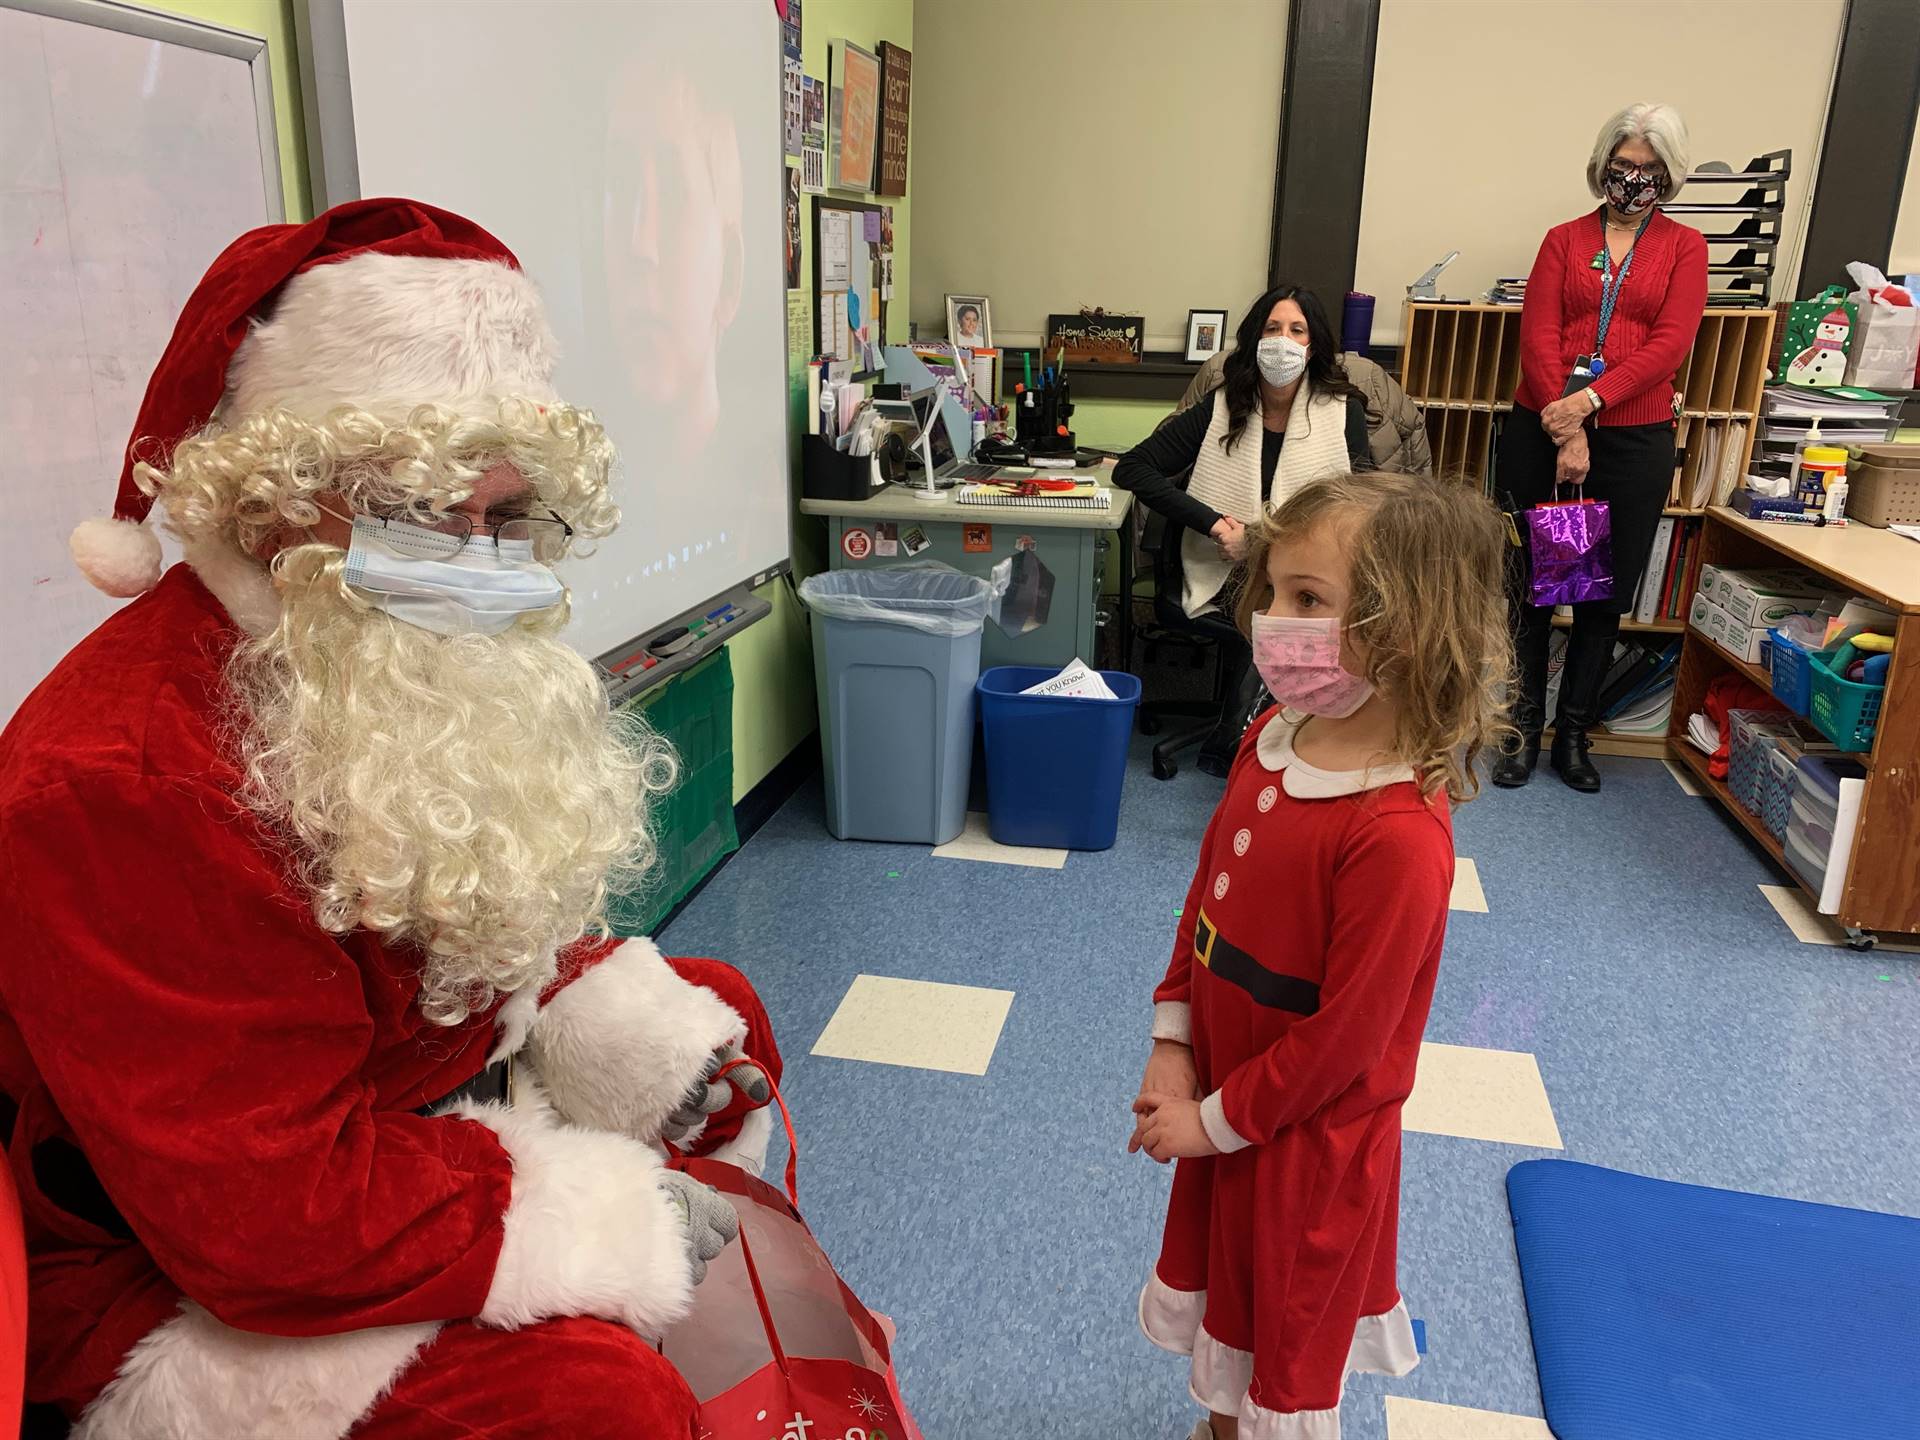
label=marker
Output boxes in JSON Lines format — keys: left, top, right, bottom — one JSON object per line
{"left": 706, "top": 602, "right": 737, "bottom": 621}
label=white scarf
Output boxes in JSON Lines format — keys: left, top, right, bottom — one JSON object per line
{"left": 1180, "top": 380, "right": 1349, "bottom": 615}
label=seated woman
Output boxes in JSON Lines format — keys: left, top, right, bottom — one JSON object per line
{"left": 1115, "top": 284, "right": 1373, "bottom": 774}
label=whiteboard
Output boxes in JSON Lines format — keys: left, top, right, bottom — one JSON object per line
{"left": 324, "top": 0, "right": 794, "bottom": 662}
{"left": 0, "top": 0, "right": 281, "bottom": 723}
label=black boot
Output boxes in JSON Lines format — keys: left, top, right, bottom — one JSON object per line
{"left": 1493, "top": 599, "right": 1550, "bottom": 789}
{"left": 1550, "top": 614, "right": 1615, "bottom": 794}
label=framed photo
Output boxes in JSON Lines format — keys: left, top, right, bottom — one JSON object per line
{"left": 830, "top": 40, "right": 881, "bottom": 192}
{"left": 946, "top": 294, "right": 991, "bottom": 351}
{"left": 1186, "top": 309, "right": 1228, "bottom": 363}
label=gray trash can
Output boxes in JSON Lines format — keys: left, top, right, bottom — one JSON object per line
{"left": 799, "top": 564, "right": 993, "bottom": 845}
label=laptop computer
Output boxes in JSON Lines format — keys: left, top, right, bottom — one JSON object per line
{"left": 876, "top": 389, "right": 1001, "bottom": 488}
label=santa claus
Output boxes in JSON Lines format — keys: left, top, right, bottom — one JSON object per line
{"left": 0, "top": 199, "right": 784, "bottom": 1437}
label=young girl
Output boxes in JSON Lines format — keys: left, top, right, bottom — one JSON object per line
{"left": 1128, "top": 471, "right": 1512, "bottom": 1440}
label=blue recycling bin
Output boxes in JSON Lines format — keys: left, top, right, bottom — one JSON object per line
{"left": 976, "top": 666, "right": 1142, "bottom": 851}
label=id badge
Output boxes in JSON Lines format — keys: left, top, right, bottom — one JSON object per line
{"left": 1562, "top": 354, "right": 1596, "bottom": 398}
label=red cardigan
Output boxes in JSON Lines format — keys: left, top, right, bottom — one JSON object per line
{"left": 1514, "top": 208, "right": 1709, "bottom": 427}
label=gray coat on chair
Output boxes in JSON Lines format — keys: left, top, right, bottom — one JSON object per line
{"left": 1170, "top": 351, "right": 1433, "bottom": 476}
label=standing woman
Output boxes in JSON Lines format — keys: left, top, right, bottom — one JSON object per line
{"left": 1115, "top": 285, "right": 1371, "bottom": 773}
{"left": 1493, "top": 103, "right": 1707, "bottom": 792}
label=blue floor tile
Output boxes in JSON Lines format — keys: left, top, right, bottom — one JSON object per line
{"left": 660, "top": 738, "right": 1920, "bottom": 1437}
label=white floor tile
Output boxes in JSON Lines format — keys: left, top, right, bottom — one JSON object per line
{"left": 1758, "top": 884, "right": 1920, "bottom": 953}
{"left": 930, "top": 813, "right": 1068, "bottom": 870}
{"left": 1385, "top": 1397, "right": 1554, "bottom": 1439}
{"left": 811, "top": 974, "right": 1016, "bottom": 1076}
{"left": 1403, "top": 1042, "right": 1563, "bottom": 1149}
{"left": 1450, "top": 857, "right": 1488, "bottom": 913}
{"left": 1663, "top": 759, "right": 1704, "bottom": 796}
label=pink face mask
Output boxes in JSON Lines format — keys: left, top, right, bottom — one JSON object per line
{"left": 1250, "top": 613, "right": 1374, "bottom": 718}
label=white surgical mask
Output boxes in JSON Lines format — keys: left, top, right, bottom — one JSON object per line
{"left": 341, "top": 515, "right": 566, "bottom": 636}
{"left": 1256, "top": 335, "right": 1308, "bottom": 388}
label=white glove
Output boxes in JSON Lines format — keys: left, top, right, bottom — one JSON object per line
{"left": 658, "top": 1169, "right": 740, "bottom": 1286}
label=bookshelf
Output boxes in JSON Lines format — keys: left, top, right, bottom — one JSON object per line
{"left": 1667, "top": 508, "right": 1920, "bottom": 941}
{"left": 1399, "top": 304, "right": 1778, "bottom": 760}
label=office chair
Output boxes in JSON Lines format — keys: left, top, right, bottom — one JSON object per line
{"left": 1134, "top": 509, "right": 1266, "bottom": 781}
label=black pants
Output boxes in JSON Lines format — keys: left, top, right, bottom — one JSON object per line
{"left": 1499, "top": 406, "right": 1675, "bottom": 734}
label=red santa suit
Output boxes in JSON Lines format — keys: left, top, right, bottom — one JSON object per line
{"left": 1139, "top": 708, "right": 1453, "bottom": 1439}
{"left": 0, "top": 201, "right": 782, "bottom": 1438}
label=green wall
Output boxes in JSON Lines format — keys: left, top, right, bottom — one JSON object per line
{"left": 150, "top": 0, "right": 917, "bottom": 805}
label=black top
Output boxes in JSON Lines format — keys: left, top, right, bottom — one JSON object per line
{"left": 1113, "top": 390, "right": 1372, "bottom": 535}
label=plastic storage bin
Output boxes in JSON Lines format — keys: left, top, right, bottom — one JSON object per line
{"left": 976, "top": 666, "right": 1143, "bottom": 851}
{"left": 800, "top": 566, "right": 995, "bottom": 845}
{"left": 1807, "top": 648, "right": 1883, "bottom": 751}
{"left": 1768, "top": 626, "right": 1814, "bottom": 714}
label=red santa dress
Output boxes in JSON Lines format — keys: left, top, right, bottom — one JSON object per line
{"left": 1139, "top": 708, "right": 1453, "bottom": 1440}
{"left": 0, "top": 560, "right": 782, "bottom": 1438}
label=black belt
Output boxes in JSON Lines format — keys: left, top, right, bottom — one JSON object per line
{"left": 418, "top": 1058, "right": 512, "bottom": 1116}
{"left": 1195, "top": 909, "right": 1321, "bottom": 1016}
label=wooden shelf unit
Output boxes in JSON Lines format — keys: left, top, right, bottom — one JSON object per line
{"left": 1398, "top": 304, "right": 1775, "bottom": 501}
{"left": 1667, "top": 508, "right": 1920, "bottom": 938}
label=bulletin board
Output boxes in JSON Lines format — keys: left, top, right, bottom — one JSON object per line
{"left": 811, "top": 195, "right": 891, "bottom": 380}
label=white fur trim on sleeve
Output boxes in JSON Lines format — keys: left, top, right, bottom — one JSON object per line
{"left": 453, "top": 1080, "right": 693, "bottom": 1339}
{"left": 1200, "top": 1089, "right": 1253, "bottom": 1155}
{"left": 1151, "top": 1001, "right": 1192, "bottom": 1045}
{"left": 73, "top": 1303, "right": 436, "bottom": 1440}
{"left": 527, "top": 937, "right": 748, "bottom": 1143}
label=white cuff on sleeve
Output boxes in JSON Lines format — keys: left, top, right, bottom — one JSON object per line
{"left": 454, "top": 1082, "right": 694, "bottom": 1340}
{"left": 528, "top": 937, "right": 747, "bottom": 1143}
{"left": 1199, "top": 1089, "right": 1253, "bottom": 1154}
{"left": 1151, "top": 1001, "right": 1192, "bottom": 1045}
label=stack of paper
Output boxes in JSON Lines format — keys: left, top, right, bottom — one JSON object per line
{"left": 1020, "top": 657, "right": 1117, "bottom": 701}
{"left": 1685, "top": 712, "right": 1720, "bottom": 755}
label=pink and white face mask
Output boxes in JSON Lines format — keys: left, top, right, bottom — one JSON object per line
{"left": 1250, "top": 612, "right": 1373, "bottom": 718}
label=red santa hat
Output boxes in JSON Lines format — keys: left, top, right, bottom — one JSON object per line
{"left": 71, "top": 197, "right": 560, "bottom": 597}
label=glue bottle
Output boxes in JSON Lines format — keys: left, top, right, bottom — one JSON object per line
{"left": 1787, "top": 417, "right": 1822, "bottom": 494}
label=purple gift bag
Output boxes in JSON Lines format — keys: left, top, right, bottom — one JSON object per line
{"left": 1526, "top": 489, "right": 1614, "bottom": 607}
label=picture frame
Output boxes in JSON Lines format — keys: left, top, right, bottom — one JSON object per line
{"left": 946, "top": 294, "right": 991, "bottom": 351}
{"left": 1185, "top": 309, "right": 1228, "bottom": 363}
{"left": 829, "top": 40, "right": 882, "bottom": 193}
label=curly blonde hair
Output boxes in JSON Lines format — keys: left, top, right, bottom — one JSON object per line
{"left": 1236, "top": 473, "right": 1515, "bottom": 801}
{"left": 135, "top": 396, "right": 619, "bottom": 560}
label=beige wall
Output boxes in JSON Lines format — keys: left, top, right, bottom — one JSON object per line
{"left": 1892, "top": 111, "right": 1920, "bottom": 276}
{"left": 1356, "top": 0, "right": 1846, "bottom": 344}
{"left": 911, "top": 0, "right": 1286, "bottom": 352}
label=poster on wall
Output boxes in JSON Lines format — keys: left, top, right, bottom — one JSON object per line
{"left": 830, "top": 40, "right": 881, "bottom": 193}
{"left": 876, "top": 41, "right": 910, "bottom": 198}
{"left": 781, "top": 0, "right": 804, "bottom": 158}
{"left": 783, "top": 166, "right": 802, "bottom": 291}
{"left": 800, "top": 75, "right": 826, "bottom": 192}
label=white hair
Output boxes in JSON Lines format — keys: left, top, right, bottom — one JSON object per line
{"left": 1587, "top": 102, "right": 1691, "bottom": 204}
{"left": 141, "top": 402, "right": 674, "bottom": 1025}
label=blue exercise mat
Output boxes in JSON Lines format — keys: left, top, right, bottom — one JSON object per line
{"left": 1507, "top": 1159, "right": 1920, "bottom": 1439}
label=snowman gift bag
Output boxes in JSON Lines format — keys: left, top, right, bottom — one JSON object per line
{"left": 1778, "top": 285, "right": 1858, "bottom": 388}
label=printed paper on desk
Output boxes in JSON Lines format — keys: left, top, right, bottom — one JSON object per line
{"left": 1019, "top": 657, "right": 1116, "bottom": 701}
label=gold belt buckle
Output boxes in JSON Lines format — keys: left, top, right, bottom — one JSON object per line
{"left": 1194, "top": 910, "right": 1218, "bottom": 970}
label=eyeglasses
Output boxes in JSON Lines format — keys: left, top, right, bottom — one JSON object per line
{"left": 1607, "top": 160, "right": 1667, "bottom": 184}
{"left": 317, "top": 501, "right": 574, "bottom": 559}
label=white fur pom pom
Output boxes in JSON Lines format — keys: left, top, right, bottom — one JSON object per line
{"left": 70, "top": 516, "right": 163, "bottom": 597}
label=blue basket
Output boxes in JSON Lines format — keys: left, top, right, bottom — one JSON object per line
{"left": 1807, "top": 648, "right": 1883, "bottom": 752}
{"left": 1768, "top": 627, "right": 1814, "bottom": 715}
{"left": 976, "top": 666, "right": 1142, "bottom": 851}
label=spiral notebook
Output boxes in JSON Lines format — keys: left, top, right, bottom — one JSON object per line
{"left": 955, "top": 482, "right": 1111, "bottom": 509}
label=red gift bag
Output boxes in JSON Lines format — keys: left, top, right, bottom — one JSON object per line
{"left": 664, "top": 1069, "right": 920, "bottom": 1440}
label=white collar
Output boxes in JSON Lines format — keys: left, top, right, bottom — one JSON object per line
{"left": 184, "top": 536, "right": 281, "bottom": 638}
{"left": 1256, "top": 709, "right": 1417, "bottom": 797}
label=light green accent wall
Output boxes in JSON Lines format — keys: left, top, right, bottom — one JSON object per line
{"left": 725, "top": 0, "right": 915, "bottom": 801}
{"left": 1074, "top": 396, "right": 1167, "bottom": 454}
{"left": 146, "top": 0, "right": 311, "bottom": 218}
{"left": 145, "top": 0, "right": 907, "bottom": 805}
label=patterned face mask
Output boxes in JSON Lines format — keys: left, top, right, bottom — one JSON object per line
{"left": 1602, "top": 165, "right": 1662, "bottom": 217}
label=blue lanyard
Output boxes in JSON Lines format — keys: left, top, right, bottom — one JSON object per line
{"left": 1595, "top": 210, "right": 1652, "bottom": 359}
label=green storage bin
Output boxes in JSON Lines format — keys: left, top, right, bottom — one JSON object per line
{"left": 607, "top": 650, "right": 739, "bottom": 937}
{"left": 1806, "top": 647, "right": 1882, "bottom": 753}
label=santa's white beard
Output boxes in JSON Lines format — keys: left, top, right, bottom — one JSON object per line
{"left": 225, "top": 547, "right": 675, "bottom": 1024}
